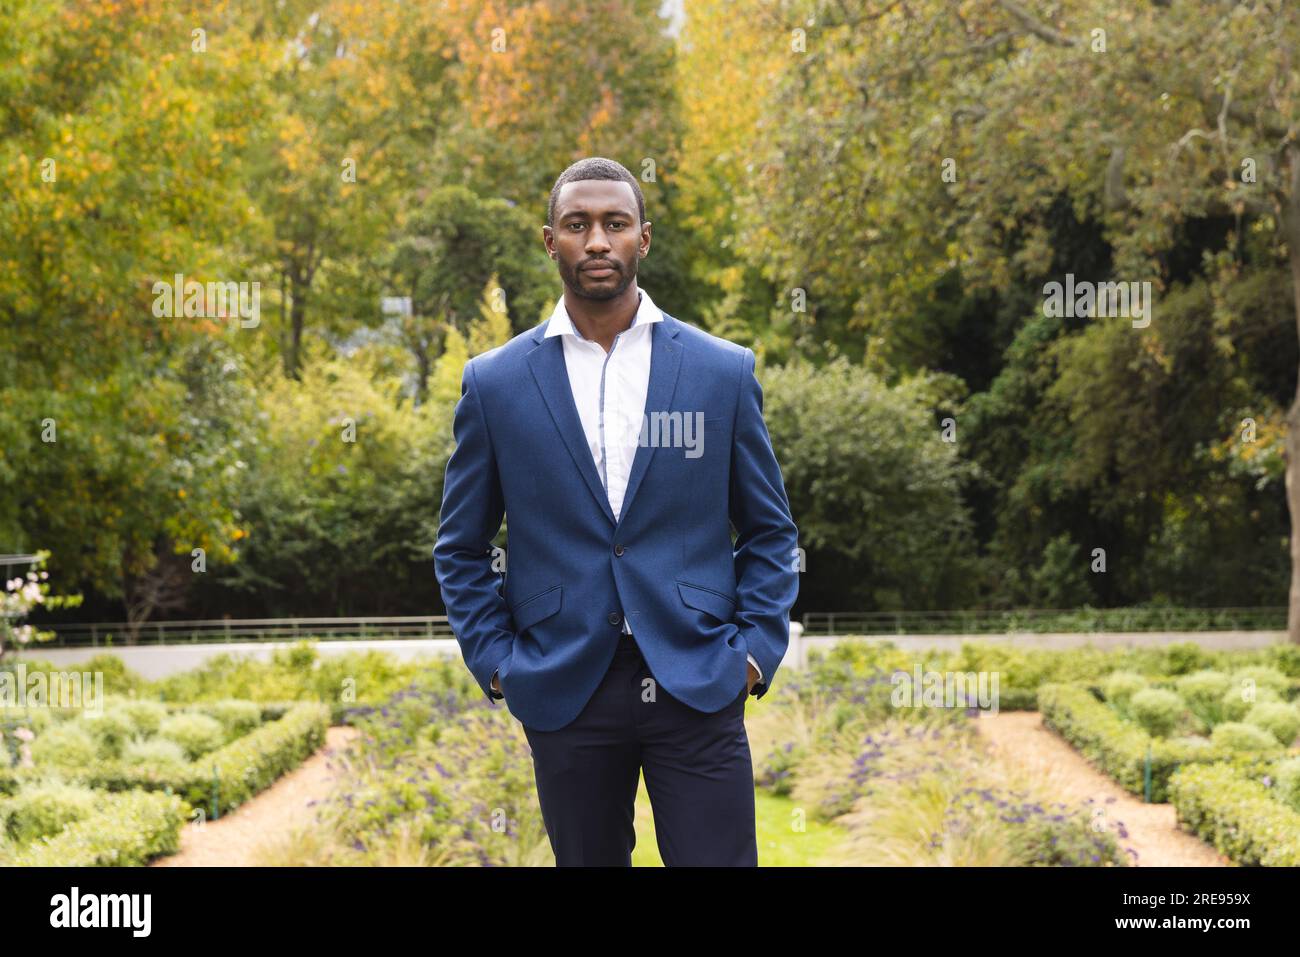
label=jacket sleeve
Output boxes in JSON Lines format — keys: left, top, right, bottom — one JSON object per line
{"left": 729, "top": 347, "right": 800, "bottom": 699}
{"left": 433, "top": 356, "right": 514, "bottom": 705}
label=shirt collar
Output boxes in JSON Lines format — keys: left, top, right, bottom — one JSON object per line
{"left": 544, "top": 287, "right": 662, "bottom": 341}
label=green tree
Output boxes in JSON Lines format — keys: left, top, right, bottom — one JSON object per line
{"left": 762, "top": 356, "right": 981, "bottom": 610}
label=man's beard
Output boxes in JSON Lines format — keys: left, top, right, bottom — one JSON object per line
{"left": 561, "top": 259, "right": 636, "bottom": 301}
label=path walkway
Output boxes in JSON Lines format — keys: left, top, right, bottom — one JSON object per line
{"left": 151, "top": 725, "right": 360, "bottom": 867}
{"left": 974, "top": 710, "right": 1229, "bottom": 867}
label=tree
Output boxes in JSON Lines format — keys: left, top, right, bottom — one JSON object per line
{"left": 245, "top": 0, "right": 456, "bottom": 378}
{"left": 741, "top": 0, "right": 1300, "bottom": 630}
{"left": 380, "top": 185, "right": 553, "bottom": 402}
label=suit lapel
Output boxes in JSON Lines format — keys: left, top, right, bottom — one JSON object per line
{"left": 526, "top": 332, "right": 618, "bottom": 527}
{"left": 616, "top": 314, "right": 683, "bottom": 527}
{"left": 524, "top": 312, "right": 684, "bottom": 531}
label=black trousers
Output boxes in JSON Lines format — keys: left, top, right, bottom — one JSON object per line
{"left": 520, "top": 633, "right": 758, "bottom": 866}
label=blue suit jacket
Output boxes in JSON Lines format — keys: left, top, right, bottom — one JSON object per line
{"left": 433, "top": 309, "right": 800, "bottom": 732}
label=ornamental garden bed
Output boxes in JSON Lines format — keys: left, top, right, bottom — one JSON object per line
{"left": 0, "top": 694, "right": 328, "bottom": 866}
{"left": 1037, "top": 666, "right": 1299, "bottom": 802}
{"left": 1169, "top": 758, "right": 1300, "bottom": 866}
{"left": 745, "top": 658, "right": 1131, "bottom": 865}
{"left": 818, "top": 638, "right": 1300, "bottom": 714}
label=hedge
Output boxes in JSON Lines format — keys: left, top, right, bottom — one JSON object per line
{"left": 9, "top": 789, "right": 187, "bottom": 866}
{"left": 161, "top": 699, "right": 302, "bottom": 722}
{"left": 1, "top": 702, "right": 329, "bottom": 816}
{"left": 1036, "top": 683, "right": 1280, "bottom": 802}
{"left": 1169, "top": 763, "right": 1300, "bottom": 866}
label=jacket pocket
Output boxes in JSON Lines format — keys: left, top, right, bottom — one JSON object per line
{"left": 676, "top": 580, "right": 737, "bottom": 624}
{"left": 511, "top": 584, "right": 563, "bottom": 633}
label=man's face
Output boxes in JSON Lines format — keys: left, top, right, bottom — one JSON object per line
{"left": 544, "top": 179, "right": 650, "bottom": 301}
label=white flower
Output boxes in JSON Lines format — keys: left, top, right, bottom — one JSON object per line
{"left": 39, "top": 571, "right": 48, "bottom": 580}
{"left": 13, "top": 727, "right": 34, "bottom": 742}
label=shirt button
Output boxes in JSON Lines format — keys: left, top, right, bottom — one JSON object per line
{"left": 608, "top": 612, "right": 622, "bottom": 625}
{"left": 614, "top": 544, "right": 625, "bottom": 556}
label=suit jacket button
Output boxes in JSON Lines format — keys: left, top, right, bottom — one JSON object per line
{"left": 614, "top": 544, "right": 625, "bottom": 556}
{"left": 608, "top": 612, "right": 622, "bottom": 625}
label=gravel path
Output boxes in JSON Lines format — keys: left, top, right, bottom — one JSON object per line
{"left": 151, "top": 725, "right": 361, "bottom": 867}
{"left": 974, "top": 710, "right": 1229, "bottom": 867}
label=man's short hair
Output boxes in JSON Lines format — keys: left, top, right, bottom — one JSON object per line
{"left": 547, "top": 157, "right": 645, "bottom": 229}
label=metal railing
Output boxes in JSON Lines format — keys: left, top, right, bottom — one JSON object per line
{"left": 33, "top": 606, "right": 1291, "bottom": 647}
{"left": 38, "top": 616, "right": 456, "bottom": 647}
{"left": 800, "top": 607, "right": 1289, "bottom": 636}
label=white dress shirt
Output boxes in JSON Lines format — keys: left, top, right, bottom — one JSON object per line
{"left": 492, "top": 285, "right": 761, "bottom": 696}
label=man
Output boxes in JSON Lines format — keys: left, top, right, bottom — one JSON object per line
{"left": 433, "top": 156, "right": 799, "bottom": 866}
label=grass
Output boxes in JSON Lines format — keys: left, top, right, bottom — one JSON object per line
{"left": 630, "top": 771, "right": 846, "bottom": 866}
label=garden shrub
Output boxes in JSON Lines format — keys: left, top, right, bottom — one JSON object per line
{"left": 115, "top": 698, "right": 168, "bottom": 735}
{"left": 1101, "top": 672, "right": 1148, "bottom": 719}
{"left": 1242, "top": 701, "right": 1300, "bottom": 747}
{"left": 193, "top": 699, "right": 262, "bottom": 739}
{"left": 1174, "top": 670, "right": 1232, "bottom": 726}
{"left": 1220, "top": 684, "right": 1282, "bottom": 722}
{"left": 1169, "top": 763, "right": 1300, "bottom": 866}
{"left": 158, "top": 713, "right": 225, "bottom": 760}
{"left": 1211, "top": 721, "right": 1283, "bottom": 752}
{"left": 1, "top": 780, "right": 99, "bottom": 844}
{"left": 83, "top": 709, "right": 137, "bottom": 759}
{"left": 121, "top": 737, "right": 189, "bottom": 772}
{"left": 9, "top": 790, "right": 187, "bottom": 866}
{"left": 30, "top": 723, "right": 96, "bottom": 768}
{"left": 1128, "top": 688, "right": 1184, "bottom": 738}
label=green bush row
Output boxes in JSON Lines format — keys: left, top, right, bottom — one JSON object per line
{"left": 0, "top": 702, "right": 328, "bottom": 816}
{"left": 1036, "top": 683, "right": 1280, "bottom": 802}
{"left": 161, "top": 699, "right": 300, "bottom": 722}
{"left": 818, "top": 640, "right": 1300, "bottom": 715}
{"left": 1168, "top": 763, "right": 1300, "bottom": 866}
{"left": 7, "top": 789, "right": 187, "bottom": 866}
{"left": 191, "top": 701, "right": 329, "bottom": 814}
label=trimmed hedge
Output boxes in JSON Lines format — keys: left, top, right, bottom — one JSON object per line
{"left": 1169, "top": 763, "right": 1300, "bottom": 866}
{"left": 997, "top": 686, "right": 1039, "bottom": 711}
{"left": 9, "top": 789, "right": 187, "bottom": 866}
{"left": 1, "top": 696, "right": 325, "bottom": 806}
{"left": 163, "top": 699, "right": 301, "bottom": 722}
{"left": 1037, "top": 683, "right": 1280, "bottom": 802}
{"left": 1, "top": 702, "right": 329, "bottom": 816}
{"left": 192, "top": 701, "right": 329, "bottom": 814}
